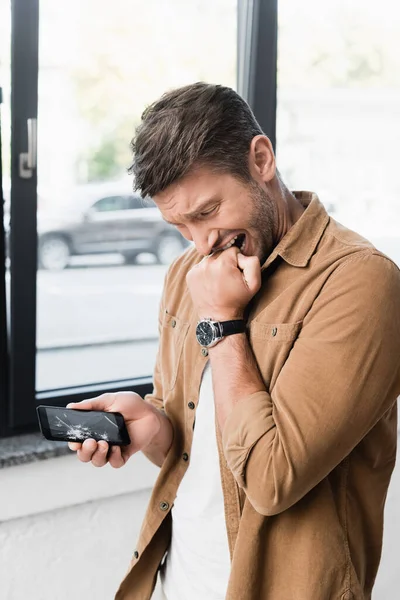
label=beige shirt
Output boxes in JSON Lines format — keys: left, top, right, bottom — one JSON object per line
{"left": 115, "top": 193, "right": 400, "bottom": 600}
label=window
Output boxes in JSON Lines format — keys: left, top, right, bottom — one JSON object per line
{"left": 4, "top": 0, "right": 271, "bottom": 433}
{"left": 126, "top": 195, "right": 148, "bottom": 210}
{"left": 276, "top": 0, "right": 400, "bottom": 267}
{"left": 92, "top": 196, "right": 128, "bottom": 212}
{"left": 32, "top": 0, "right": 239, "bottom": 396}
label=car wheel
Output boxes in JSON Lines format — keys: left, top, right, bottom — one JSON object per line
{"left": 39, "top": 235, "right": 71, "bottom": 271}
{"left": 156, "top": 233, "right": 185, "bottom": 265}
{"left": 123, "top": 252, "right": 139, "bottom": 265}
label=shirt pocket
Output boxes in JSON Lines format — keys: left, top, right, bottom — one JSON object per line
{"left": 249, "top": 320, "right": 303, "bottom": 389}
{"left": 160, "top": 311, "right": 190, "bottom": 392}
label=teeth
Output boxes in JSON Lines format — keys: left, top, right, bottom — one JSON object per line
{"left": 240, "top": 237, "right": 246, "bottom": 252}
{"left": 221, "top": 235, "right": 237, "bottom": 250}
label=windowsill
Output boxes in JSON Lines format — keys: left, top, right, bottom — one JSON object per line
{"left": 0, "top": 432, "right": 70, "bottom": 469}
{"left": 0, "top": 431, "right": 159, "bottom": 522}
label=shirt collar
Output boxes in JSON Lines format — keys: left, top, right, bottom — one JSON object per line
{"left": 261, "top": 191, "right": 330, "bottom": 271}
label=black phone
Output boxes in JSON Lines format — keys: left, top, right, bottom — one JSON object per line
{"left": 36, "top": 405, "right": 131, "bottom": 446}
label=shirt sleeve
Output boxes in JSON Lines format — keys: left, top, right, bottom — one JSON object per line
{"left": 222, "top": 251, "right": 400, "bottom": 516}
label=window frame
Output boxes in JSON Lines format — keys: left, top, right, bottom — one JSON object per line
{"left": 0, "top": 86, "right": 9, "bottom": 437}
{"left": 7, "top": 0, "right": 39, "bottom": 433}
{"left": 238, "top": 0, "right": 277, "bottom": 149}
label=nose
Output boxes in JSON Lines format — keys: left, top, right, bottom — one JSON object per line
{"left": 188, "top": 226, "right": 219, "bottom": 256}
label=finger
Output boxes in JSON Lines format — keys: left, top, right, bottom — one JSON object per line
{"left": 207, "top": 248, "right": 225, "bottom": 261}
{"left": 90, "top": 440, "right": 110, "bottom": 468}
{"left": 68, "top": 442, "right": 82, "bottom": 451}
{"left": 108, "top": 445, "right": 126, "bottom": 469}
{"left": 236, "top": 253, "right": 261, "bottom": 293}
{"left": 76, "top": 438, "right": 98, "bottom": 463}
{"left": 67, "top": 393, "right": 115, "bottom": 412}
{"left": 198, "top": 253, "right": 213, "bottom": 265}
{"left": 209, "top": 246, "right": 238, "bottom": 264}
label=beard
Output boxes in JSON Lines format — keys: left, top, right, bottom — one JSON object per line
{"left": 247, "top": 180, "right": 278, "bottom": 264}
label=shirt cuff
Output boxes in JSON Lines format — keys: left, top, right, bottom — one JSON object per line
{"left": 221, "top": 390, "right": 273, "bottom": 487}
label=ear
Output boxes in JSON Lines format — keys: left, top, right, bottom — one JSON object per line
{"left": 248, "top": 135, "right": 276, "bottom": 183}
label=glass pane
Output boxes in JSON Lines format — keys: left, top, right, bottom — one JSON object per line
{"left": 36, "top": 0, "right": 237, "bottom": 390}
{"left": 277, "top": 0, "right": 400, "bottom": 264}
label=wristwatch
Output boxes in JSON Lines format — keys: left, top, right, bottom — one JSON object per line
{"left": 195, "top": 318, "right": 246, "bottom": 348}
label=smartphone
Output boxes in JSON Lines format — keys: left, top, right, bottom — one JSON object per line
{"left": 36, "top": 405, "right": 131, "bottom": 446}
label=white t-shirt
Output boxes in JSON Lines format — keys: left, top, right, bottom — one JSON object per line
{"left": 160, "top": 362, "right": 231, "bottom": 600}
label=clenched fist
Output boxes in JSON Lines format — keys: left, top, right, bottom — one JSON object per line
{"left": 186, "top": 247, "right": 261, "bottom": 321}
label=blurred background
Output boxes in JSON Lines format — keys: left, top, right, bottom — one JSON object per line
{"left": 0, "top": 1, "right": 399, "bottom": 598}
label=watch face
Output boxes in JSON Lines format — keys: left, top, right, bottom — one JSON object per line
{"left": 196, "top": 321, "right": 214, "bottom": 347}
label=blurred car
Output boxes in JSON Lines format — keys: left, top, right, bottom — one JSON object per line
{"left": 4, "top": 181, "right": 190, "bottom": 270}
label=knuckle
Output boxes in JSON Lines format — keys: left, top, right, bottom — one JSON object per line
{"left": 92, "top": 453, "right": 107, "bottom": 467}
{"left": 109, "top": 452, "right": 120, "bottom": 467}
{"left": 92, "top": 453, "right": 106, "bottom": 467}
{"left": 77, "top": 452, "right": 91, "bottom": 463}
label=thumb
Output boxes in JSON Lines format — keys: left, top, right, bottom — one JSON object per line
{"left": 236, "top": 253, "right": 261, "bottom": 294}
{"left": 67, "top": 393, "right": 115, "bottom": 412}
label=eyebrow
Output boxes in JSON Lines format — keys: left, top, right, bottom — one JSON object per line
{"left": 162, "top": 198, "right": 220, "bottom": 225}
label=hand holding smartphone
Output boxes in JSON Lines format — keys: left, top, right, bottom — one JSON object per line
{"left": 35, "top": 391, "right": 171, "bottom": 470}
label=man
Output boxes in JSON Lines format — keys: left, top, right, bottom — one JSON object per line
{"left": 68, "top": 83, "right": 400, "bottom": 599}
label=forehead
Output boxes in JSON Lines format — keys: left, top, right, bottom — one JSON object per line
{"left": 153, "top": 168, "right": 245, "bottom": 217}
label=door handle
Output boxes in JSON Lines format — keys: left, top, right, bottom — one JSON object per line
{"left": 19, "top": 118, "right": 37, "bottom": 179}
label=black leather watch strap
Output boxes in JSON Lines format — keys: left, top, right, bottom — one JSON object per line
{"left": 218, "top": 319, "right": 246, "bottom": 338}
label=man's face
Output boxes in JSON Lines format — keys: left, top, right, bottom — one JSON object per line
{"left": 153, "top": 167, "right": 278, "bottom": 264}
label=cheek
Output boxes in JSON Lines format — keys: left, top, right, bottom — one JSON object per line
{"left": 178, "top": 226, "right": 192, "bottom": 241}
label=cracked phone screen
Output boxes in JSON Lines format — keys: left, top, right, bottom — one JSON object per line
{"left": 47, "top": 408, "right": 122, "bottom": 443}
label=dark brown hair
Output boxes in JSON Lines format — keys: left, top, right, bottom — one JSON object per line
{"left": 129, "top": 82, "right": 263, "bottom": 198}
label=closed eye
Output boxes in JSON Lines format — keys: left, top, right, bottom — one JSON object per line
{"left": 198, "top": 205, "right": 218, "bottom": 219}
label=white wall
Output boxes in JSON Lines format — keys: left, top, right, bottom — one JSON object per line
{"left": 0, "top": 446, "right": 398, "bottom": 599}
{"left": 373, "top": 451, "right": 400, "bottom": 599}
{"left": 0, "top": 452, "right": 163, "bottom": 600}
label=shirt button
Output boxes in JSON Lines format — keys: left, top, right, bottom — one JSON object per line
{"left": 171, "top": 319, "right": 176, "bottom": 328}
{"left": 159, "top": 501, "right": 170, "bottom": 511}
{"left": 201, "top": 348, "right": 208, "bottom": 357}
{"left": 188, "top": 401, "right": 195, "bottom": 410}
{"left": 272, "top": 327, "right": 278, "bottom": 337}
{"left": 182, "top": 452, "right": 189, "bottom": 462}
{"left": 133, "top": 550, "right": 139, "bottom": 559}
